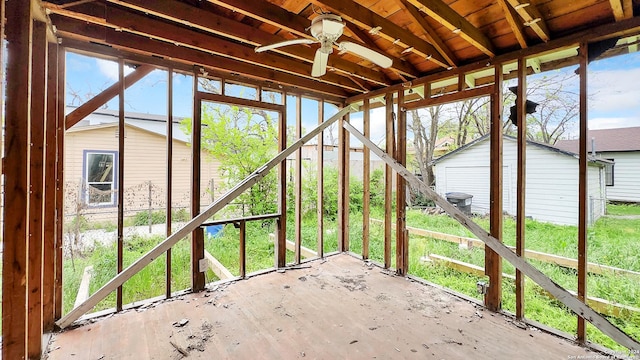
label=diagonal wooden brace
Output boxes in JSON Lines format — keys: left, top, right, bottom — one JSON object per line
{"left": 343, "top": 120, "right": 640, "bottom": 352}
{"left": 65, "top": 64, "right": 155, "bottom": 129}
{"left": 56, "top": 104, "right": 357, "bottom": 329}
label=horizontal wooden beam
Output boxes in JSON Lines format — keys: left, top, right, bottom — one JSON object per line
{"left": 197, "top": 92, "right": 285, "bottom": 113}
{"left": 343, "top": 120, "right": 640, "bottom": 352}
{"left": 204, "top": 250, "right": 234, "bottom": 280}
{"left": 269, "top": 234, "right": 318, "bottom": 259}
{"left": 403, "top": 85, "right": 494, "bottom": 109}
{"left": 56, "top": 104, "right": 356, "bottom": 329}
{"left": 201, "top": 213, "right": 281, "bottom": 227}
{"left": 65, "top": 64, "right": 155, "bottom": 129}
{"left": 427, "top": 254, "right": 515, "bottom": 280}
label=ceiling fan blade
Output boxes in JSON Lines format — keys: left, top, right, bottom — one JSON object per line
{"left": 338, "top": 41, "right": 393, "bottom": 69}
{"left": 311, "top": 49, "right": 329, "bottom": 77}
{"left": 255, "top": 38, "right": 316, "bottom": 53}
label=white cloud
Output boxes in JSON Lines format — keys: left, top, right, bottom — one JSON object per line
{"left": 588, "top": 116, "right": 640, "bottom": 130}
{"left": 95, "top": 58, "right": 134, "bottom": 82}
{"left": 588, "top": 67, "right": 640, "bottom": 115}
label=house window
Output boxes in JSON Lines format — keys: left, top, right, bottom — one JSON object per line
{"left": 605, "top": 159, "right": 614, "bottom": 186}
{"left": 84, "top": 151, "right": 117, "bottom": 206}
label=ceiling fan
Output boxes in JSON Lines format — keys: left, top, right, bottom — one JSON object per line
{"left": 255, "top": 14, "right": 393, "bottom": 77}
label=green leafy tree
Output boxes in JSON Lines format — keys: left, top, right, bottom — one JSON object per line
{"left": 181, "top": 103, "right": 279, "bottom": 215}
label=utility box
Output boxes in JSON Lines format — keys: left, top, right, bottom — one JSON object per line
{"left": 445, "top": 192, "right": 473, "bottom": 215}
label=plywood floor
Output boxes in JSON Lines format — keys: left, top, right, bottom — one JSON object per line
{"left": 46, "top": 254, "right": 598, "bottom": 359}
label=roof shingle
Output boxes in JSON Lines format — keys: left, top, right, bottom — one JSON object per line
{"left": 555, "top": 127, "right": 640, "bottom": 153}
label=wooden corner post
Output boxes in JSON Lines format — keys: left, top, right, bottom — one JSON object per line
{"left": 43, "top": 41, "right": 59, "bottom": 333}
{"left": 2, "top": 1, "right": 33, "bottom": 358}
{"left": 577, "top": 42, "right": 589, "bottom": 344}
{"left": 54, "top": 46, "right": 66, "bottom": 322}
{"left": 485, "top": 63, "right": 503, "bottom": 312}
{"left": 28, "top": 20, "right": 48, "bottom": 359}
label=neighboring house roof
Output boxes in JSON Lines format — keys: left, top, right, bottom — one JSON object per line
{"left": 555, "top": 127, "right": 640, "bottom": 153}
{"left": 431, "top": 134, "right": 610, "bottom": 166}
{"left": 66, "top": 121, "right": 189, "bottom": 144}
{"left": 434, "top": 136, "right": 455, "bottom": 148}
{"left": 66, "top": 107, "right": 190, "bottom": 142}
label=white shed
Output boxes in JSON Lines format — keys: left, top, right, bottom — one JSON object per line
{"left": 432, "top": 135, "right": 609, "bottom": 226}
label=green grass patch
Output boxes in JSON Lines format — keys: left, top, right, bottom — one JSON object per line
{"left": 607, "top": 203, "right": 640, "bottom": 216}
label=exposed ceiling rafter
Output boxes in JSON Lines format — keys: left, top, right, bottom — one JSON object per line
{"left": 405, "top": 0, "right": 495, "bottom": 57}
{"left": 396, "top": 0, "right": 458, "bottom": 67}
{"left": 497, "top": 0, "right": 528, "bottom": 49}
{"left": 609, "top": 0, "right": 634, "bottom": 22}
{"left": 506, "top": 0, "right": 550, "bottom": 42}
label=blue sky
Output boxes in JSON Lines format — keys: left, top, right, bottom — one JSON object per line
{"left": 65, "top": 49, "right": 640, "bottom": 144}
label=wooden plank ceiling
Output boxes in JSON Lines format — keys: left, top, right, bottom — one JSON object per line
{"left": 42, "top": 0, "right": 639, "bottom": 99}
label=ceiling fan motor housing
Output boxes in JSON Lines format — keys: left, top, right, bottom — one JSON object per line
{"left": 310, "top": 14, "right": 344, "bottom": 53}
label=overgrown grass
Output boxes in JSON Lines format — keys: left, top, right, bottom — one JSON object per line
{"left": 607, "top": 203, "right": 640, "bottom": 216}
{"left": 63, "top": 233, "right": 195, "bottom": 314}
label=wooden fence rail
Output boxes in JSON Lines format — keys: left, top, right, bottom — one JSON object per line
{"left": 426, "top": 254, "right": 640, "bottom": 318}
{"left": 371, "top": 219, "right": 640, "bottom": 277}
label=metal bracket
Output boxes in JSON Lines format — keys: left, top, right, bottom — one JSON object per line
{"left": 198, "top": 258, "right": 208, "bottom": 273}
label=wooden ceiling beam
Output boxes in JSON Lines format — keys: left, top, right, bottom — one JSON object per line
{"left": 405, "top": 0, "right": 495, "bottom": 56}
{"left": 344, "top": 22, "right": 419, "bottom": 78}
{"left": 610, "top": 0, "right": 634, "bottom": 21}
{"left": 307, "top": 0, "right": 450, "bottom": 68}
{"left": 52, "top": 16, "right": 352, "bottom": 98}
{"left": 505, "top": 0, "right": 550, "bottom": 42}
{"left": 61, "top": 38, "right": 347, "bottom": 103}
{"left": 397, "top": 0, "right": 458, "bottom": 67}
{"left": 97, "top": 0, "right": 392, "bottom": 85}
{"left": 497, "top": 0, "right": 528, "bottom": 48}
{"left": 48, "top": 6, "right": 366, "bottom": 92}
{"left": 206, "top": 0, "right": 418, "bottom": 78}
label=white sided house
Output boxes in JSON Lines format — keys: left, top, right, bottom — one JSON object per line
{"left": 65, "top": 108, "right": 221, "bottom": 222}
{"left": 556, "top": 127, "right": 640, "bottom": 203}
{"left": 432, "top": 135, "right": 609, "bottom": 226}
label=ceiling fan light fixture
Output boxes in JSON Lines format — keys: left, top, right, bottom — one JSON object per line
{"left": 310, "top": 14, "right": 344, "bottom": 43}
